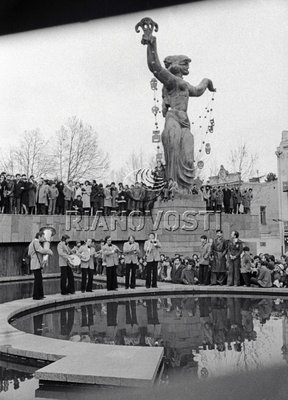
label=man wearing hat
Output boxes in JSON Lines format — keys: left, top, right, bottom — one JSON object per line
{"left": 57, "top": 234, "right": 75, "bottom": 295}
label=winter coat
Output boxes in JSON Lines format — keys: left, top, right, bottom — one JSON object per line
{"left": 36, "top": 184, "right": 49, "bottom": 205}
{"left": 82, "top": 185, "right": 91, "bottom": 208}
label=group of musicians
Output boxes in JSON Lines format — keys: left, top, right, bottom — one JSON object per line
{"left": 29, "top": 231, "right": 162, "bottom": 299}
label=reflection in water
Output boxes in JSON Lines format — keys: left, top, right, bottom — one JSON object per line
{"left": 12, "top": 296, "right": 288, "bottom": 383}
{"left": 0, "top": 357, "right": 36, "bottom": 396}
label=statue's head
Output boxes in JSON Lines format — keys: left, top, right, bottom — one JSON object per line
{"left": 164, "top": 55, "right": 191, "bottom": 76}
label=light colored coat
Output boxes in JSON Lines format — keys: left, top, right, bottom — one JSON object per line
{"left": 78, "top": 244, "right": 95, "bottom": 269}
{"left": 82, "top": 185, "right": 91, "bottom": 208}
{"left": 104, "top": 188, "right": 112, "bottom": 208}
{"left": 63, "top": 185, "right": 74, "bottom": 201}
{"left": 144, "top": 239, "right": 161, "bottom": 262}
{"left": 28, "top": 239, "right": 52, "bottom": 270}
{"left": 37, "top": 184, "right": 49, "bottom": 205}
{"left": 57, "top": 241, "right": 72, "bottom": 267}
{"left": 123, "top": 241, "right": 140, "bottom": 264}
{"left": 102, "top": 244, "right": 120, "bottom": 267}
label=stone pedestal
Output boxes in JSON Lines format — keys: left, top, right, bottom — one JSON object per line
{"left": 151, "top": 193, "right": 207, "bottom": 257}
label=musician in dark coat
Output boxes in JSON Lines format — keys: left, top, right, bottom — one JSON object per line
{"left": 210, "top": 229, "right": 227, "bottom": 285}
{"left": 227, "top": 231, "right": 243, "bottom": 286}
{"left": 222, "top": 184, "right": 231, "bottom": 214}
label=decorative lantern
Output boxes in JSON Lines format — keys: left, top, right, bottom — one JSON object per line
{"left": 152, "top": 131, "right": 161, "bottom": 143}
{"left": 205, "top": 143, "right": 211, "bottom": 154}
{"left": 150, "top": 78, "right": 158, "bottom": 90}
{"left": 152, "top": 106, "right": 159, "bottom": 116}
{"left": 197, "top": 160, "right": 204, "bottom": 169}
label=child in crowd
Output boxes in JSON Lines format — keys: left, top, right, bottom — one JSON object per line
{"left": 240, "top": 246, "right": 253, "bottom": 287}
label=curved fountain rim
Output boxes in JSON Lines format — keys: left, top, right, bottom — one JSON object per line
{"left": 6, "top": 284, "right": 288, "bottom": 324}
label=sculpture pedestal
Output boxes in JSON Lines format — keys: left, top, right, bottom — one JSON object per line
{"left": 151, "top": 193, "right": 207, "bottom": 258}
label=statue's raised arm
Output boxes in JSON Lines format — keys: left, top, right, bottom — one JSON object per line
{"left": 135, "top": 17, "right": 176, "bottom": 89}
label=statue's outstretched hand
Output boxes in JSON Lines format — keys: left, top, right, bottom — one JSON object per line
{"left": 208, "top": 80, "right": 216, "bottom": 92}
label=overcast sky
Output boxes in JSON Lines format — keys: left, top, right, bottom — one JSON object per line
{"left": 0, "top": 0, "right": 287, "bottom": 180}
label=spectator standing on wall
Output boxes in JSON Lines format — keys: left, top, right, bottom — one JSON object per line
{"left": 227, "top": 230, "right": 243, "bottom": 286}
{"left": 82, "top": 181, "right": 91, "bottom": 214}
{"left": 27, "top": 176, "right": 37, "bottom": 215}
{"left": 104, "top": 184, "right": 112, "bottom": 216}
{"left": 222, "top": 184, "right": 231, "bottom": 214}
{"left": 48, "top": 182, "right": 59, "bottom": 215}
{"left": 110, "top": 182, "right": 118, "bottom": 213}
{"left": 14, "top": 174, "right": 23, "bottom": 214}
{"left": 96, "top": 183, "right": 105, "bottom": 214}
{"left": 36, "top": 178, "right": 49, "bottom": 215}
{"left": 21, "top": 174, "right": 30, "bottom": 215}
{"left": 215, "top": 187, "right": 223, "bottom": 212}
{"left": 5, "top": 175, "right": 14, "bottom": 214}
{"left": 57, "top": 234, "right": 75, "bottom": 295}
{"left": 131, "top": 182, "right": 142, "bottom": 213}
{"left": 199, "top": 235, "right": 211, "bottom": 285}
{"left": 63, "top": 180, "right": 74, "bottom": 213}
{"left": 28, "top": 231, "right": 53, "bottom": 300}
{"left": 90, "top": 180, "right": 98, "bottom": 215}
{"left": 56, "top": 181, "right": 65, "bottom": 215}
{"left": 74, "top": 182, "right": 82, "bottom": 199}
{"left": 117, "top": 183, "right": 127, "bottom": 215}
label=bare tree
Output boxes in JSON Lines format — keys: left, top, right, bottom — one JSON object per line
{"left": 0, "top": 130, "right": 54, "bottom": 178}
{"left": 228, "top": 143, "right": 258, "bottom": 181}
{"left": 109, "top": 150, "right": 156, "bottom": 185}
{"left": 54, "top": 116, "right": 109, "bottom": 182}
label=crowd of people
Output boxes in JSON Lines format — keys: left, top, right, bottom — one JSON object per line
{"left": 0, "top": 170, "right": 254, "bottom": 216}
{"left": 27, "top": 229, "right": 288, "bottom": 301}
{"left": 0, "top": 172, "right": 159, "bottom": 216}
{"left": 200, "top": 183, "right": 253, "bottom": 214}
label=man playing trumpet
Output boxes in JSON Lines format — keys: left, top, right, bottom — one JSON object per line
{"left": 144, "top": 232, "right": 161, "bottom": 289}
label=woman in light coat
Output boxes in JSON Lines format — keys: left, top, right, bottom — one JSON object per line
{"left": 104, "top": 185, "right": 112, "bottom": 216}
{"left": 82, "top": 181, "right": 92, "bottom": 213}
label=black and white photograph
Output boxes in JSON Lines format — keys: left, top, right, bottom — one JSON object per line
{"left": 0, "top": 0, "right": 288, "bottom": 399}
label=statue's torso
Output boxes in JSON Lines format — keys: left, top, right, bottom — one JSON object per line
{"left": 163, "top": 79, "right": 189, "bottom": 112}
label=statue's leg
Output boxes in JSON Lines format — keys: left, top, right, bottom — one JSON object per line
{"left": 161, "top": 117, "right": 181, "bottom": 182}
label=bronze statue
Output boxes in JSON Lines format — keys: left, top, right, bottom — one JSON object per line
{"left": 136, "top": 17, "right": 216, "bottom": 192}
